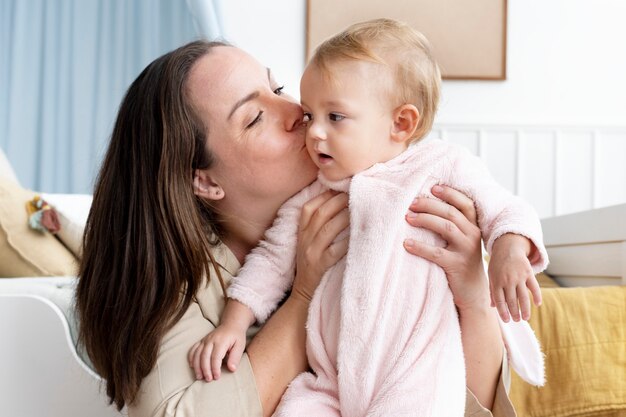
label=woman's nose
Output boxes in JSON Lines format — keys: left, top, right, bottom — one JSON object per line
{"left": 281, "top": 97, "right": 305, "bottom": 131}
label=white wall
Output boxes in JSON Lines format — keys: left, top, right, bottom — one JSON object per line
{"left": 219, "top": 0, "right": 626, "bottom": 217}
{"left": 438, "top": 0, "right": 626, "bottom": 126}
{"left": 219, "top": 0, "right": 626, "bottom": 127}
{"left": 219, "top": 0, "right": 306, "bottom": 100}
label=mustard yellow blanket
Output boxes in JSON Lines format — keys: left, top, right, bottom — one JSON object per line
{"left": 510, "top": 284, "right": 626, "bottom": 417}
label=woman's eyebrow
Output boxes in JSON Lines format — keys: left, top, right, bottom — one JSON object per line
{"left": 227, "top": 69, "right": 271, "bottom": 120}
{"left": 228, "top": 91, "right": 260, "bottom": 120}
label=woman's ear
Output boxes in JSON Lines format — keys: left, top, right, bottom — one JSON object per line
{"left": 193, "top": 169, "right": 224, "bottom": 201}
{"left": 391, "top": 104, "right": 420, "bottom": 144}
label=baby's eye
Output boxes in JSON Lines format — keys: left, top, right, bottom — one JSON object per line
{"left": 302, "top": 113, "right": 312, "bottom": 123}
{"left": 273, "top": 85, "right": 285, "bottom": 95}
{"left": 329, "top": 113, "right": 345, "bottom": 122}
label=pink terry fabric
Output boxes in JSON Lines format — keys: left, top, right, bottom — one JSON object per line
{"left": 228, "top": 139, "right": 548, "bottom": 417}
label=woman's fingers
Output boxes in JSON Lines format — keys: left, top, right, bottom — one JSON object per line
{"left": 299, "top": 190, "right": 340, "bottom": 232}
{"left": 405, "top": 212, "right": 467, "bottom": 249}
{"left": 431, "top": 185, "right": 478, "bottom": 226}
{"left": 408, "top": 197, "right": 475, "bottom": 239}
{"left": 304, "top": 193, "right": 349, "bottom": 239}
{"left": 323, "top": 236, "right": 349, "bottom": 268}
{"left": 403, "top": 239, "right": 451, "bottom": 267}
{"left": 293, "top": 192, "right": 349, "bottom": 302}
{"left": 310, "top": 208, "right": 349, "bottom": 253}
{"left": 301, "top": 193, "right": 349, "bottom": 271}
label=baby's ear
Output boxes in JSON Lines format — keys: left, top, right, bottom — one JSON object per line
{"left": 391, "top": 104, "right": 419, "bottom": 144}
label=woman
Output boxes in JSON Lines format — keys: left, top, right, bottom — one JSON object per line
{"left": 76, "top": 40, "right": 513, "bottom": 417}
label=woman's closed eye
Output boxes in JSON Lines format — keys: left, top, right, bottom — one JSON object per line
{"left": 329, "top": 113, "right": 345, "bottom": 122}
{"left": 246, "top": 111, "right": 263, "bottom": 129}
{"left": 245, "top": 86, "right": 284, "bottom": 129}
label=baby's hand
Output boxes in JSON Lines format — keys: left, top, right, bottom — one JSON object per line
{"left": 489, "top": 235, "right": 542, "bottom": 322}
{"left": 188, "top": 324, "right": 247, "bottom": 382}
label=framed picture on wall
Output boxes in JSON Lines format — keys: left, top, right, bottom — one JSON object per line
{"left": 306, "top": 0, "right": 508, "bottom": 80}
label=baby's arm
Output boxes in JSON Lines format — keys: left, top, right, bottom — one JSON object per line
{"left": 227, "top": 181, "right": 327, "bottom": 323}
{"left": 445, "top": 144, "right": 548, "bottom": 322}
{"left": 189, "top": 182, "right": 327, "bottom": 381}
{"left": 189, "top": 299, "right": 256, "bottom": 382}
{"left": 489, "top": 233, "right": 541, "bottom": 321}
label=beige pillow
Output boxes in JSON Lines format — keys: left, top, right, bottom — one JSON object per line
{"left": 0, "top": 178, "right": 78, "bottom": 277}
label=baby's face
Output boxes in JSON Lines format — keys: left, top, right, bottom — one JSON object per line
{"left": 300, "top": 60, "right": 405, "bottom": 181}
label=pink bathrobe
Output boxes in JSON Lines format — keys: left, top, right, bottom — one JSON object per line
{"left": 228, "top": 139, "right": 548, "bottom": 417}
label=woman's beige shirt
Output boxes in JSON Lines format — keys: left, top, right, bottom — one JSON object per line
{"left": 128, "top": 242, "right": 516, "bottom": 417}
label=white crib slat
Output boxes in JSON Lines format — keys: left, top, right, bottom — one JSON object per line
{"left": 434, "top": 124, "right": 626, "bottom": 218}
{"left": 596, "top": 132, "right": 626, "bottom": 208}
{"left": 483, "top": 130, "right": 517, "bottom": 194}
{"left": 556, "top": 131, "right": 594, "bottom": 215}
{"left": 446, "top": 129, "right": 479, "bottom": 155}
{"left": 518, "top": 131, "right": 555, "bottom": 218}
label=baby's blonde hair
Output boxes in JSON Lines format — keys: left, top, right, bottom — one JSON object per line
{"left": 311, "top": 18, "right": 441, "bottom": 142}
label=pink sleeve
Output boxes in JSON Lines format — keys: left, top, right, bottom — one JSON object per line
{"left": 445, "top": 146, "right": 549, "bottom": 273}
{"left": 227, "top": 181, "right": 325, "bottom": 323}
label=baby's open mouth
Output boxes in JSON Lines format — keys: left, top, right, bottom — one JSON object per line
{"left": 318, "top": 153, "right": 333, "bottom": 164}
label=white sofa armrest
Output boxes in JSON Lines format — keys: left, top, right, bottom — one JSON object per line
{"left": 0, "top": 293, "right": 123, "bottom": 416}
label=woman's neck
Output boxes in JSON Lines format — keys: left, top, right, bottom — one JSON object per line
{"left": 219, "top": 198, "right": 282, "bottom": 264}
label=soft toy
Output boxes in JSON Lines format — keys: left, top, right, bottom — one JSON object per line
{"left": 26, "top": 196, "right": 61, "bottom": 234}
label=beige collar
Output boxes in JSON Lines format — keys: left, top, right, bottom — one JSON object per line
{"left": 212, "top": 240, "right": 242, "bottom": 277}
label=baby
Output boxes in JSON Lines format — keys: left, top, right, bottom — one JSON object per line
{"left": 191, "top": 18, "right": 547, "bottom": 416}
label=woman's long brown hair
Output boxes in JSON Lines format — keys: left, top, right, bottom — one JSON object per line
{"left": 76, "top": 40, "right": 228, "bottom": 410}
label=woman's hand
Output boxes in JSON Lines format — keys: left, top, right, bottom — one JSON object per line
{"left": 404, "top": 184, "right": 503, "bottom": 410}
{"left": 291, "top": 190, "right": 350, "bottom": 302}
{"left": 247, "top": 190, "right": 349, "bottom": 416}
{"left": 403, "top": 185, "right": 488, "bottom": 312}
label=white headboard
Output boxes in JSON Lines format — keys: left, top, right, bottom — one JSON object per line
{"left": 540, "top": 203, "right": 626, "bottom": 287}
{"left": 429, "top": 124, "right": 626, "bottom": 219}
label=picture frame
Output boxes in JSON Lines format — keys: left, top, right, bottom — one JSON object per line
{"left": 306, "top": 0, "right": 508, "bottom": 80}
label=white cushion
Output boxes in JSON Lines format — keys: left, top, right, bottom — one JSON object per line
{"left": 0, "top": 147, "right": 19, "bottom": 186}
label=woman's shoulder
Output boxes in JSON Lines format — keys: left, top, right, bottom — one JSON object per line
{"left": 128, "top": 300, "right": 262, "bottom": 417}
{"left": 128, "top": 241, "right": 262, "bottom": 417}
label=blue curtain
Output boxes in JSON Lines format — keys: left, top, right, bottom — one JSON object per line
{"left": 0, "top": 0, "right": 214, "bottom": 193}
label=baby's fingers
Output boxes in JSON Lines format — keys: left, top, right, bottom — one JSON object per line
{"left": 188, "top": 342, "right": 200, "bottom": 369}
{"left": 227, "top": 339, "right": 246, "bottom": 372}
{"left": 210, "top": 342, "right": 230, "bottom": 381}
{"left": 505, "top": 286, "right": 521, "bottom": 322}
{"left": 528, "top": 276, "right": 543, "bottom": 307}
{"left": 491, "top": 287, "right": 511, "bottom": 323}
{"left": 517, "top": 284, "right": 531, "bottom": 321}
{"left": 198, "top": 343, "right": 214, "bottom": 382}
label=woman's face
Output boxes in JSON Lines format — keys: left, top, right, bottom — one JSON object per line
{"left": 186, "top": 46, "right": 317, "bottom": 208}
